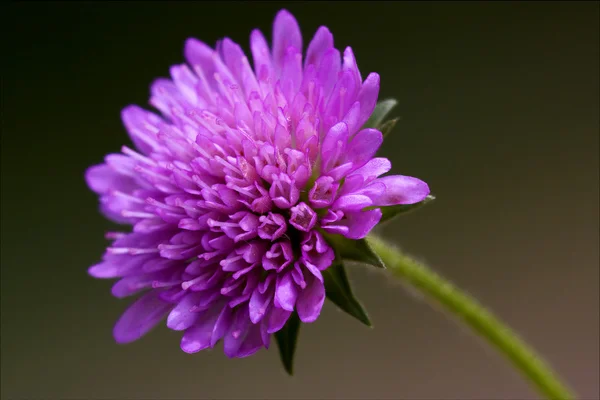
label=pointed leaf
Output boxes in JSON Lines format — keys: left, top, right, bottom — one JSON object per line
{"left": 363, "top": 99, "right": 398, "bottom": 130}
{"left": 323, "top": 262, "right": 372, "bottom": 327}
{"left": 323, "top": 233, "right": 385, "bottom": 269}
{"left": 378, "top": 195, "right": 436, "bottom": 224}
{"left": 274, "top": 312, "right": 301, "bottom": 376}
{"left": 379, "top": 117, "right": 399, "bottom": 138}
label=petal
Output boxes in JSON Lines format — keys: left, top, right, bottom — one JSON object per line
{"left": 356, "top": 73, "right": 380, "bottom": 128}
{"left": 302, "top": 260, "right": 324, "bottom": 282}
{"left": 85, "top": 164, "right": 135, "bottom": 195}
{"left": 272, "top": 9, "right": 303, "bottom": 74}
{"left": 343, "top": 47, "right": 362, "bottom": 85}
{"left": 250, "top": 29, "right": 273, "bottom": 77}
{"left": 88, "top": 261, "right": 121, "bottom": 279}
{"left": 220, "top": 38, "right": 245, "bottom": 85}
{"left": 325, "top": 70, "right": 359, "bottom": 128}
{"left": 321, "top": 121, "right": 349, "bottom": 172}
{"left": 342, "top": 101, "right": 362, "bottom": 135}
{"left": 111, "top": 275, "right": 150, "bottom": 298}
{"left": 296, "top": 276, "right": 325, "bottom": 323}
{"left": 332, "top": 194, "right": 373, "bottom": 211}
{"left": 343, "top": 209, "right": 382, "bottom": 239}
{"left": 180, "top": 307, "right": 222, "bottom": 354}
{"left": 373, "top": 175, "right": 431, "bottom": 206}
{"left": 236, "top": 323, "right": 265, "bottom": 358}
{"left": 280, "top": 47, "right": 303, "bottom": 100}
{"left": 305, "top": 26, "right": 333, "bottom": 68}
{"left": 322, "top": 208, "right": 382, "bottom": 239}
{"left": 249, "top": 287, "right": 272, "bottom": 324}
{"left": 317, "top": 48, "right": 341, "bottom": 99}
{"left": 345, "top": 128, "right": 383, "bottom": 169}
{"left": 184, "top": 38, "right": 215, "bottom": 75}
{"left": 210, "top": 305, "right": 234, "bottom": 347}
{"left": 223, "top": 308, "right": 251, "bottom": 358}
{"left": 167, "top": 292, "right": 202, "bottom": 331}
{"left": 112, "top": 291, "right": 172, "bottom": 344}
{"left": 275, "top": 272, "right": 299, "bottom": 311}
{"left": 267, "top": 306, "right": 292, "bottom": 334}
{"left": 348, "top": 157, "right": 391, "bottom": 184}
{"left": 121, "top": 105, "right": 162, "bottom": 154}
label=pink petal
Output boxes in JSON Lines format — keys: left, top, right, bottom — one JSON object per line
{"left": 210, "top": 305, "right": 234, "bottom": 347}
{"left": 267, "top": 306, "right": 292, "bottom": 334}
{"left": 180, "top": 307, "right": 222, "bottom": 354}
{"left": 121, "top": 105, "right": 162, "bottom": 154}
{"left": 348, "top": 157, "right": 391, "bottom": 184}
{"left": 373, "top": 175, "right": 431, "bottom": 205}
{"left": 113, "top": 291, "right": 172, "bottom": 344}
{"left": 85, "top": 164, "right": 135, "bottom": 195}
{"left": 272, "top": 9, "right": 303, "bottom": 75}
{"left": 275, "top": 272, "right": 299, "bottom": 311}
{"left": 345, "top": 128, "right": 383, "bottom": 169}
{"left": 250, "top": 29, "right": 272, "bottom": 78}
{"left": 356, "top": 73, "right": 380, "bottom": 128}
{"left": 305, "top": 26, "right": 333, "bottom": 68}
{"left": 296, "top": 276, "right": 325, "bottom": 323}
{"left": 167, "top": 292, "right": 202, "bottom": 331}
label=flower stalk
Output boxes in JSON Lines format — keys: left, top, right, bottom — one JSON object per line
{"left": 367, "top": 235, "right": 576, "bottom": 400}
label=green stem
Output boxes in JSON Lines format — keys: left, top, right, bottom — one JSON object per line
{"left": 367, "top": 235, "right": 575, "bottom": 400}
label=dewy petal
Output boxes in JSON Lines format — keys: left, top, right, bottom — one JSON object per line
{"left": 372, "top": 175, "right": 431, "bottom": 206}
{"left": 296, "top": 274, "right": 325, "bottom": 323}
{"left": 113, "top": 291, "right": 173, "bottom": 344}
{"left": 272, "top": 9, "right": 303, "bottom": 75}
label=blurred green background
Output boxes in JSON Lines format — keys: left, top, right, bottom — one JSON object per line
{"left": 2, "top": 1, "right": 598, "bottom": 399}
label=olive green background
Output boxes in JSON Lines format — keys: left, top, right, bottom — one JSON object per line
{"left": 2, "top": 1, "right": 598, "bottom": 399}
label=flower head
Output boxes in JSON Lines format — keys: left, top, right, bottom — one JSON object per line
{"left": 86, "top": 9, "right": 429, "bottom": 359}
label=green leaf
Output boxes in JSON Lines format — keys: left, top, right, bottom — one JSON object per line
{"left": 274, "top": 312, "right": 301, "bottom": 376}
{"left": 379, "top": 195, "right": 436, "bottom": 224}
{"left": 379, "top": 117, "right": 399, "bottom": 138}
{"left": 323, "top": 233, "right": 385, "bottom": 269}
{"left": 363, "top": 99, "right": 398, "bottom": 130}
{"left": 323, "top": 262, "right": 372, "bottom": 327}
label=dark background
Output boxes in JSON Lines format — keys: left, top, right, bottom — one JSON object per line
{"left": 2, "top": 1, "right": 598, "bottom": 399}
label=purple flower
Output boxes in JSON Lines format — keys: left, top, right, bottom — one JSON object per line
{"left": 85, "top": 9, "right": 429, "bottom": 359}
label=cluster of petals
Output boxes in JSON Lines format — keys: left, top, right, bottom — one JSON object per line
{"left": 86, "top": 9, "right": 429, "bottom": 358}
